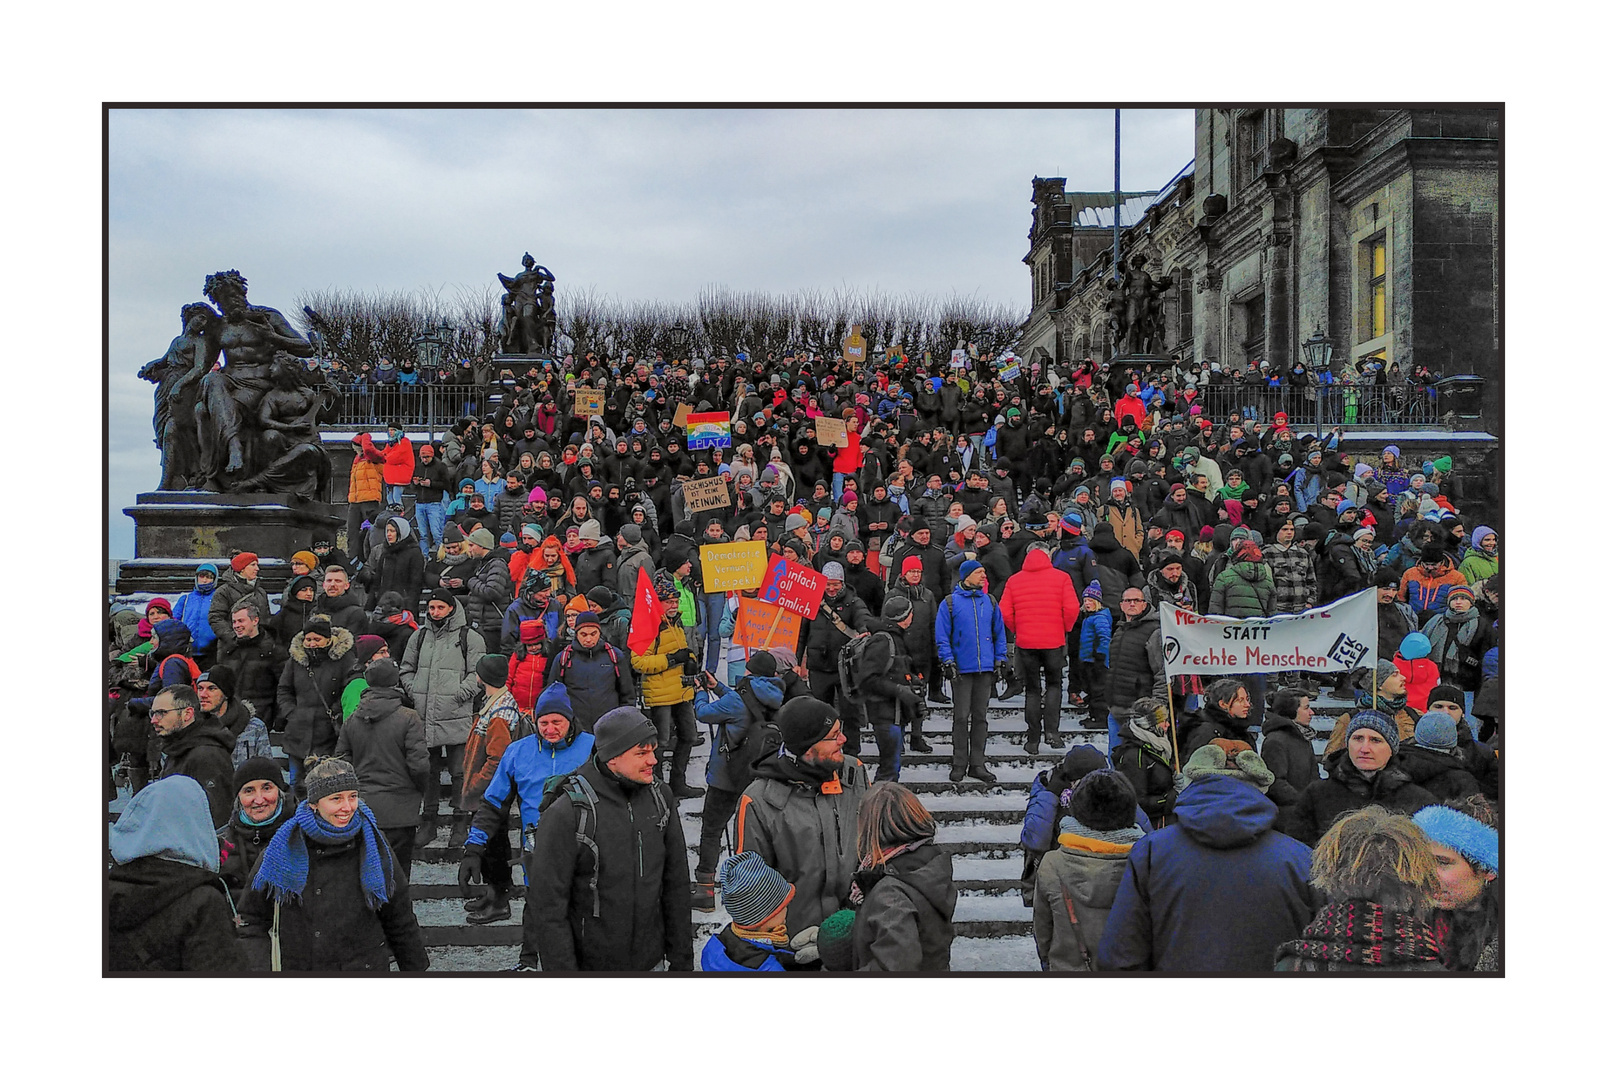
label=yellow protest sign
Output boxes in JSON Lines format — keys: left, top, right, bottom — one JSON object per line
{"left": 574, "top": 388, "right": 605, "bottom": 417}
{"left": 843, "top": 324, "right": 866, "bottom": 368}
{"left": 700, "top": 540, "right": 768, "bottom": 592}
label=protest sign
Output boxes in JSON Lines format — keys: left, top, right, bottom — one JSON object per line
{"left": 1158, "top": 589, "right": 1379, "bottom": 676}
{"left": 701, "top": 540, "right": 767, "bottom": 592}
{"left": 672, "top": 401, "right": 693, "bottom": 428}
{"left": 573, "top": 388, "right": 604, "bottom": 417}
{"left": 759, "top": 554, "right": 828, "bottom": 618}
{"left": 998, "top": 359, "right": 1021, "bottom": 382}
{"left": 731, "top": 596, "right": 802, "bottom": 653}
{"left": 843, "top": 325, "right": 866, "bottom": 368}
{"left": 815, "top": 415, "right": 849, "bottom": 447}
{"left": 686, "top": 411, "right": 732, "bottom": 449}
{"left": 681, "top": 475, "right": 731, "bottom": 513}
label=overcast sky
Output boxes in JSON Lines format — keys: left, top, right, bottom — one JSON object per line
{"left": 108, "top": 107, "right": 1193, "bottom": 556}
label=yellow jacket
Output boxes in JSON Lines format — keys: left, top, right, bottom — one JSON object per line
{"left": 631, "top": 622, "right": 695, "bottom": 706}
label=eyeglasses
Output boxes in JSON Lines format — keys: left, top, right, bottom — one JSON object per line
{"left": 149, "top": 706, "right": 190, "bottom": 719}
{"left": 1120, "top": 597, "right": 1146, "bottom": 605}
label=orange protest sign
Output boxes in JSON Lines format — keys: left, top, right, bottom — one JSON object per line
{"left": 731, "top": 596, "right": 802, "bottom": 653}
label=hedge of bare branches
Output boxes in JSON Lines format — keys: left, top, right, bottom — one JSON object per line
{"left": 295, "top": 283, "right": 1024, "bottom": 370}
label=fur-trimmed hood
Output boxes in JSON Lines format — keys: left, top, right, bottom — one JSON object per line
{"left": 287, "top": 625, "right": 356, "bottom": 665}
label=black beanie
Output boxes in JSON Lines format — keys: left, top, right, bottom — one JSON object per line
{"left": 1068, "top": 769, "right": 1138, "bottom": 832}
{"left": 776, "top": 696, "right": 839, "bottom": 757}
{"left": 232, "top": 756, "right": 286, "bottom": 795}
{"left": 366, "top": 657, "right": 401, "bottom": 689}
{"left": 1426, "top": 684, "right": 1463, "bottom": 710}
{"left": 197, "top": 666, "right": 237, "bottom": 701}
{"left": 746, "top": 650, "right": 778, "bottom": 678}
{"left": 476, "top": 652, "right": 510, "bottom": 688}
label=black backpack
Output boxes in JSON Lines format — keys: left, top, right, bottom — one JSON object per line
{"left": 839, "top": 630, "right": 894, "bottom": 704}
{"left": 537, "top": 771, "right": 670, "bottom": 918}
{"left": 719, "top": 685, "right": 785, "bottom": 791}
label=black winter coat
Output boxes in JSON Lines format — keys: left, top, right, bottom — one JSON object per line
{"left": 276, "top": 628, "right": 361, "bottom": 760}
{"left": 157, "top": 715, "right": 238, "bottom": 828}
{"left": 1088, "top": 529, "right": 1145, "bottom": 605}
{"left": 335, "top": 686, "right": 430, "bottom": 829}
{"left": 1258, "top": 713, "right": 1320, "bottom": 807}
{"left": 527, "top": 756, "right": 694, "bottom": 971}
{"left": 108, "top": 857, "right": 244, "bottom": 971}
{"left": 219, "top": 808, "right": 294, "bottom": 908}
{"left": 239, "top": 836, "right": 429, "bottom": 971}
{"left": 851, "top": 844, "right": 957, "bottom": 971}
{"left": 1107, "top": 609, "right": 1166, "bottom": 713}
{"left": 884, "top": 581, "right": 937, "bottom": 671}
{"left": 1280, "top": 753, "right": 1435, "bottom": 845}
{"left": 1396, "top": 745, "right": 1482, "bottom": 802}
{"left": 1180, "top": 703, "right": 1255, "bottom": 762}
{"left": 1110, "top": 731, "right": 1177, "bottom": 820}
{"left": 367, "top": 538, "right": 425, "bottom": 613}
{"left": 801, "top": 587, "right": 871, "bottom": 670}
{"left": 216, "top": 629, "right": 287, "bottom": 728}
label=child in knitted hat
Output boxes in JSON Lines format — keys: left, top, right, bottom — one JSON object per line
{"left": 699, "top": 852, "right": 801, "bottom": 972}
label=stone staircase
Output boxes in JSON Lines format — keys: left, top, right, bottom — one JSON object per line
{"left": 110, "top": 688, "right": 1350, "bottom": 971}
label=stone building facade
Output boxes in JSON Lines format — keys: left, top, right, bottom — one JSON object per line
{"left": 1024, "top": 108, "right": 1500, "bottom": 416}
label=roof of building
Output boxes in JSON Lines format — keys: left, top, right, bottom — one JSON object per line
{"left": 1074, "top": 193, "right": 1162, "bottom": 229}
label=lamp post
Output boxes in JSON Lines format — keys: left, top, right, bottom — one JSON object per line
{"left": 666, "top": 324, "right": 691, "bottom": 364}
{"left": 1302, "top": 328, "right": 1333, "bottom": 432}
{"left": 413, "top": 321, "right": 452, "bottom": 439}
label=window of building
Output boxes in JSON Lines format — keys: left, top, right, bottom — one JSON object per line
{"left": 1367, "top": 235, "right": 1387, "bottom": 340}
{"left": 1178, "top": 269, "right": 1194, "bottom": 343}
{"left": 1236, "top": 110, "right": 1272, "bottom": 192}
{"left": 1241, "top": 293, "right": 1266, "bottom": 367}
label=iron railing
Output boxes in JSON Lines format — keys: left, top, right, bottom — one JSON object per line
{"left": 1175, "top": 384, "right": 1448, "bottom": 429}
{"left": 321, "top": 382, "right": 493, "bottom": 434}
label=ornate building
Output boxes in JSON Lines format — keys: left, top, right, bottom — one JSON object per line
{"left": 1025, "top": 108, "right": 1500, "bottom": 405}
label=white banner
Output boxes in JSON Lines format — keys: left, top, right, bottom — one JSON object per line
{"left": 1159, "top": 589, "right": 1379, "bottom": 676}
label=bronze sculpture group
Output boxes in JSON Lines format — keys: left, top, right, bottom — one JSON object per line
{"left": 1104, "top": 253, "right": 1173, "bottom": 358}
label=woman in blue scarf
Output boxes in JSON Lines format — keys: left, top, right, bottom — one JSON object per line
{"left": 245, "top": 756, "right": 429, "bottom": 971}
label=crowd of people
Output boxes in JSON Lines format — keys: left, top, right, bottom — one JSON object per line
{"left": 107, "top": 345, "right": 1500, "bottom": 973}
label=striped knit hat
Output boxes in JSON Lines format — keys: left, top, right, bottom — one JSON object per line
{"left": 719, "top": 852, "right": 794, "bottom": 928}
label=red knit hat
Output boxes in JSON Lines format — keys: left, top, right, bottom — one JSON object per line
{"left": 230, "top": 552, "right": 258, "bottom": 572}
{"left": 901, "top": 556, "right": 924, "bottom": 575}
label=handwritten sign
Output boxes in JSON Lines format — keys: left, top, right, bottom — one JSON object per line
{"left": 701, "top": 540, "right": 768, "bottom": 592}
{"left": 843, "top": 324, "right": 866, "bottom": 368}
{"left": 815, "top": 415, "right": 849, "bottom": 448}
{"left": 760, "top": 554, "right": 828, "bottom": 619}
{"left": 574, "top": 387, "right": 605, "bottom": 417}
{"left": 686, "top": 411, "right": 732, "bottom": 450}
{"left": 999, "top": 360, "right": 1021, "bottom": 382}
{"left": 681, "top": 475, "right": 731, "bottom": 513}
{"left": 672, "top": 401, "right": 693, "bottom": 428}
{"left": 731, "top": 596, "right": 803, "bottom": 653}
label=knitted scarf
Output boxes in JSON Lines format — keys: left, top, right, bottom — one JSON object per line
{"left": 1355, "top": 683, "right": 1408, "bottom": 714}
{"left": 1126, "top": 715, "right": 1175, "bottom": 765}
{"left": 238, "top": 799, "right": 285, "bottom": 829}
{"left": 1424, "top": 606, "right": 1480, "bottom": 668}
{"left": 1054, "top": 817, "right": 1145, "bottom": 847}
{"left": 848, "top": 837, "right": 929, "bottom": 907}
{"left": 252, "top": 800, "right": 394, "bottom": 911}
{"left": 1275, "top": 900, "right": 1441, "bottom": 968}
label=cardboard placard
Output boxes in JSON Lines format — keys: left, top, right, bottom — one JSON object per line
{"left": 681, "top": 474, "right": 731, "bottom": 513}
{"left": 815, "top": 415, "right": 849, "bottom": 448}
{"left": 574, "top": 387, "right": 605, "bottom": 416}
{"left": 999, "top": 360, "right": 1021, "bottom": 382}
{"left": 672, "top": 401, "right": 693, "bottom": 428}
{"left": 843, "top": 324, "right": 866, "bottom": 368}
{"left": 759, "top": 554, "right": 828, "bottom": 618}
{"left": 731, "top": 596, "right": 802, "bottom": 653}
{"left": 700, "top": 540, "right": 768, "bottom": 592}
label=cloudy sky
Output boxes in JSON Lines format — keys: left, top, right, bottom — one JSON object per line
{"left": 108, "top": 107, "right": 1193, "bottom": 556}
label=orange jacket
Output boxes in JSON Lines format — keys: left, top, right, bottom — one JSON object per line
{"left": 348, "top": 434, "right": 386, "bottom": 504}
{"left": 461, "top": 689, "right": 518, "bottom": 812}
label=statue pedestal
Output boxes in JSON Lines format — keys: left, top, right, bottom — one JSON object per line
{"left": 1111, "top": 353, "right": 1174, "bottom": 367}
{"left": 492, "top": 352, "right": 555, "bottom": 367}
{"left": 116, "top": 491, "right": 341, "bottom": 596}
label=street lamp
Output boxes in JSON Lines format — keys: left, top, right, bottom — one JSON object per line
{"left": 412, "top": 320, "right": 453, "bottom": 439}
{"left": 1302, "top": 328, "right": 1333, "bottom": 431}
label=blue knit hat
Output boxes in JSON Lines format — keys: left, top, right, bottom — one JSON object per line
{"left": 535, "top": 681, "right": 574, "bottom": 723}
{"left": 1061, "top": 510, "right": 1083, "bottom": 532}
{"left": 1347, "top": 709, "right": 1400, "bottom": 753}
{"left": 719, "top": 851, "right": 795, "bottom": 928}
{"left": 1413, "top": 710, "right": 1459, "bottom": 752}
{"left": 1413, "top": 805, "right": 1498, "bottom": 874}
{"left": 958, "top": 559, "right": 984, "bottom": 582}
{"left": 1399, "top": 632, "right": 1431, "bottom": 661}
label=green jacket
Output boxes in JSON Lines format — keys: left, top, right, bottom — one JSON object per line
{"left": 1459, "top": 550, "right": 1498, "bottom": 585}
{"left": 1209, "top": 555, "right": 1277, "bottom": 618}
{"left": 674, "top": 576, "right": 698, "bottom": 633}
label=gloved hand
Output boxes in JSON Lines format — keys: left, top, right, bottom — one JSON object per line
{"left": 665, "top": 648, "right": 692, "bottom": 667}
{"left": 995, "top": 661, "right": 1012, "bottom": 680}
{"left": 896, "top": 686, "right": 919, "bottom": 709}
{"left": 790, "top": 925, "right": 821, "bottom": 965}
{"left": 942, "top": 662, "right": 959, "bottom": 683}
{"left": 458, "top": 851, "right": 484, "bottom": 896}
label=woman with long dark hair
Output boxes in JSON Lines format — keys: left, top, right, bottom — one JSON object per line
{"left": 1416, "top": 796, "right": 1500, "bottom": 970}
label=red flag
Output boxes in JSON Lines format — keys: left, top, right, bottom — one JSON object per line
{"left": 628, "top": 571, "right": 663, "bottom": 655}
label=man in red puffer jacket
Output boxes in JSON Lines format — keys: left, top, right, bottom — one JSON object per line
{"left": 1001, "top": 544, "right": 1082, "bottom": 753}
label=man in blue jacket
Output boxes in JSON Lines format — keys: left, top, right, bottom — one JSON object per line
{"left": 936, "top": 560, "right": 1008, "bottom": 784}
{"left": 460, "top": 682, "right": 595, "bottom": 971}
{"left": 170, "top": 563, "right": 220, "bottom": 666}
{"left": 1097, "top": 747, "right": 1315, "bottom": 972}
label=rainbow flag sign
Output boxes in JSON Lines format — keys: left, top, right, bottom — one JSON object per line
{"left": 685, "top": 411, "right": 732, "bottom": 449}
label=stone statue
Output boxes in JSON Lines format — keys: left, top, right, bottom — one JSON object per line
{"left": 497, "top": 253, "right": 556, "bottom": 355}
{"left": 1114, "top": 254, "right": 1173, "bottom": 356}
{"left": 234, "top": 353, "right": 334, "bottom": 499}
{"left": 191, "top": 269, "right": 322, "bottom": 493}
{"left": 138, "top": 302, "right": 220, "bottom": 489}
{"left": 1102, "top": 279, "right": 1124, "bottom": 360}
